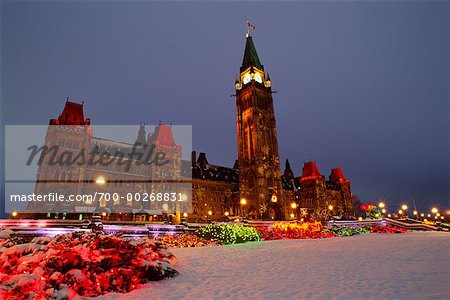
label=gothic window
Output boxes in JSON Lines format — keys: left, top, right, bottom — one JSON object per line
{"left": 267, "top": 174, "right": 275, "bottom": 188}
{"left": 247, "top": 172, "right": 256, "bottom": 188}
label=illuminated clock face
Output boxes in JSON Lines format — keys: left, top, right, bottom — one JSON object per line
{"left": 243, "top": 73, "right": 251, "bottom": 84}
{"left": 255, "top": 73, "right": 263, "bottom": 83}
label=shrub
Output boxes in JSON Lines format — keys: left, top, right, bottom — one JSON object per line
{"left": 259, "top": 222, "right": 334, "bottom": 240}
{"left": 0, "top": 232, "right": 177, "bottom": 299}
{"left": 195, "top": 224, "right": 260, "bottom": 244}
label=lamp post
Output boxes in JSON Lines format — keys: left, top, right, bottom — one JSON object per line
{"left": 240, "top": 198, "right": 247, "bottom": 219}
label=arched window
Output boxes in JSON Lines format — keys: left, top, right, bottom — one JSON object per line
{"left": 247, "top": 172, "right": 256, "bottom": 188}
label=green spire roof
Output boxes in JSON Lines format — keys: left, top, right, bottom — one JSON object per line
{"left": 241, "top": 35, "right": 264, "bottom": 73}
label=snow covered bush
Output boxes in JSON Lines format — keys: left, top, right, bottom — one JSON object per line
{"left": 370, "top": 225, "right": 408, "bottom": 234}
{"left": 259, "top": 222, "right": 334, "bottom": 240}
{"left": 329, "top": 226, "right": 371, "bottom": 237}
{"left": 195, "top": 224, "right": 260, "bottom": 244}
{"left": 0, "top": 232, "right": 177, "bottom": 299}
{"left": 153, "top": 233, "right": 220, "bottom": 248}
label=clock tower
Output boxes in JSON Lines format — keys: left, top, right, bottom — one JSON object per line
{"left": 235, "top": 32, "right": 283, "bottom": 220}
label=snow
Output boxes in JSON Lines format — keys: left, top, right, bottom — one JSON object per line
{"left": 101, "top": 231, "right": 450, "bottom": 300}
{"left": 0, "top": 229, "right": 14, "bottom": 239}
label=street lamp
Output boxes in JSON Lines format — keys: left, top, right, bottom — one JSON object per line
{"left": 328, "top": 205, "right": 334, "bottom": 211}
{"left": 289, "top": 213, "right": 295, "bottom": 219}
{"left": 95, "top": 176, "right": 106, "bottom": 186}
{"left": 398, "top": 209, "right": 403, "bottom": 215}
{"left": 291, "top": 202, "right": 298, "bottom": 209}
{"left": 224, "top": 211, "right": 229, "bottom": 216}
{"left": 240, "top": 198, "right": 247, "bottom": 205}
{"left": 207, "top": 210, "right": 212, "bottom": 216}
{"left": 381, "top": 208, "right": 387, "bottom": 214}
{"left": 378, "top": 202, "right": 385, "bottom": 209}
{"left": 431, "top": 207, "right": 438, "bottom": 214}
{"left": 401, "top": 204, "right": 408, "bottom": 211}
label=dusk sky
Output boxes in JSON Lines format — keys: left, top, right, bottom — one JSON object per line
{"left": 2, "top": 1, "right": 449, "bottom": 213}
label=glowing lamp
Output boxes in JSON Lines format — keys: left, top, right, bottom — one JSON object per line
{"left": 95, "top": 176, "right": 106, "bottom": 186}
{"left": 224, "top": 211, "right": 229, "bottom": 216}
{"left": 436, "top": 213, "right": 440, "bottom": 217}
{"left": 290, "top": 213, "right": 295, "bottom": 219}
{"left": 240, "top": 198, "right": 247, "bottom": 205}
{"left": 328, "top": 205, "right": 334, "bottom": 211}
{"left": 413, "top": 211, "right": 418, "bottom": 216}
{"left": 271, "top": 195, "right": 277, "bottom": 203}
{"left": 11, "top": 211, "right": 18, "bottom": 217}
{"left": 387, "top": 214, "right": 392, "bottom": 218}
{"left": 428, "top": 214, "right": 431, "bottom": 218}
{"left": 291, "top": 203, "right": 298, "bottom": 209}
{"left": 420, "top": 213, "right": 424, "bottom": 217}
{"left": 101, "top": 212, "right": 106, "bottom": 217}
{"left": 441, "top": 216, "right": 444, "bottom": 220}
{"left": 381, "top": 209, "right": 386, "bottom": 214}
{"left": 183, "top": 212, "right": 188, "bottom": 217}
{"left": 401, "top": 204, "right": 408, "bottom": 211}
{"left": 358, "top": 217, "right": 363, "bottom": 221}
{"left": 431, "top": 207, "right": 438, "bottom": 214}
{"left": 207, "top": 210, "right": 212, "bottom": 216}
{"left": 398, "top": 210, "right": 403, "bottom": 214}
{"left": 378, "top": 202, "right": 385, "bottom": 209}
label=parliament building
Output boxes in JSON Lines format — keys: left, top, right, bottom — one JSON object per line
{"left": 31, "top": 33, "right": 355, "bottom": 222}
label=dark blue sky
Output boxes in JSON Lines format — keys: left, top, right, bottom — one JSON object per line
{"left": 2, "top": 1, "right": 449, "bottom": 212}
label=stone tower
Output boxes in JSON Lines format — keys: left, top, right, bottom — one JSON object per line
{"left": 234, "top": 32, "right": 283, "bottom": 220}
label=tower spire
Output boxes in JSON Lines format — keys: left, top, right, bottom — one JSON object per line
{"left": 241, "top": 28, "right": 263, "bottom": 73}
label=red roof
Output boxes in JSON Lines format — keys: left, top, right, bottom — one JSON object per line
{"left": 300, "top": 161, "right": 323, "bottom": 182}
{"left": 330, "top": 168, "right": 350, "bottom": 184}
{"left": 50, "top": 100, "right": 90, "bottom": 125}
{"left": 149, "top": 124, "right": 176, "bottom": 147}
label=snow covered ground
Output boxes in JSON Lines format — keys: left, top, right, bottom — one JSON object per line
{"left": 102, "top": 231, "right": 450, "bottom": 300}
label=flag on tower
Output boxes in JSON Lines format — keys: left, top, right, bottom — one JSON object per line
{"left": 247, "top": 21, "right": 256, "bottom": 30}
